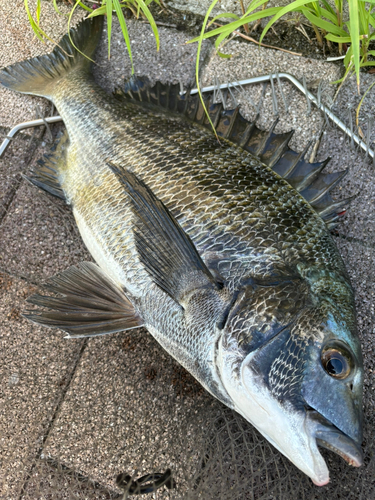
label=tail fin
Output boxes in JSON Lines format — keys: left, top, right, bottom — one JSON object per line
{"left": 0, "top": 16, "right": 103, "bottom": 99}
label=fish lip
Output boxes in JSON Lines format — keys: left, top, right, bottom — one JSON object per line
{"left": 306, "top": 410, "right": 363, "bottom": 468}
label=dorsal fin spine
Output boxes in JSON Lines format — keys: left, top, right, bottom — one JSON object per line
{"left": 308, "top": 170, "right": 348, "bottom": 205}
{"left": 206, "top": 102, "right": 223, "bottom": 128}
{"left": 281, "top": 140, "right": 312, "bottom": 179}
{"left": 223, "top": 107, "right": 240, "bottom": 139}
{"left": 294, "top": 159, "right": 329, "bottom": 193}
{"left": 239, "top": 120, "right": 258, "bottom": 148}
{"left": 253, "top": 118, "right": 279, "bottom": 157}
{"left": 261, "top": 129, "right": 295, "bottom": 168}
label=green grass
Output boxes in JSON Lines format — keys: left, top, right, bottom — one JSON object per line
{"left": 188, "top": 0, "right": 375, "bottom": 92}
{"left": 24, "top": 0, "right": 375, "bottom": 96}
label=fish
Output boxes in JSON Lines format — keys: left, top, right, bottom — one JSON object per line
{"left": 0, "top": 16, "right": 364, "bottom": 486}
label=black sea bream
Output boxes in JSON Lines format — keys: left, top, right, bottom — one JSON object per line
{"left": 0, "top": 17, "right": 364, "bottom": 485}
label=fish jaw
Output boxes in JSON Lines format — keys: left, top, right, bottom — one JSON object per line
{"left": 217, "top": 339, "right": 361, "bottom": 486}
{"left": 306, "top": 410, "right": 363, "bottom": 470}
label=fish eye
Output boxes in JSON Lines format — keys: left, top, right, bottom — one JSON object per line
{"left": 321, "top": 342, "right": 353, "bottom": 379}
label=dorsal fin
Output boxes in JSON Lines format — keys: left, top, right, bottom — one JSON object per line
{"left": 115, "top": 77, "right": 352, "bottom": 228}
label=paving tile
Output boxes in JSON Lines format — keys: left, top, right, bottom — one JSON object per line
{"left": 0, "top": 274, "right": 85, "bottom": 498}
{"left": 0, "top": 178, "right": 90, "bottom": 282}
{"left": 41, "top": 329, "right": 215, "bottom": 496}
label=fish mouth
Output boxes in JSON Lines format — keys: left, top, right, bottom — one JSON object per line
{"left": 306, "top": 409, "right": 363, "bottom": 482}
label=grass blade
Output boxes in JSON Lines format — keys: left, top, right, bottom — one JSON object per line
{"left": 325, "top": 33, "right": 352, "bottom": 43}
{"left": 356, "top": 80, "right": 375, "bottom": 125}
{"left": 318, "top": 7, "right": 340, "bottom": 24}
{"left": 24, "top": 0, "right": 44, "bottom": 41}
{"left": 348, "top": 0, "right": 360, "bottom": 91}
{"left": 302, "top": 9, "right": 348, "bottom": 36}
{"left": 195, "top": 0, "right": 222, "bottom": 139}
{"left": 53, "top": 0, "right": 66, "bottom": 16}
{"left": 208, "top": 12, "right": 240, "bottom": 26}
{"left": 106, "top": 0, "right": 113, "bottom": 59}
{"left": 368, "top": 13, "right": 375, "bottom": 30}
{"left": 36, "top": 0, "right": 41, "bottom": 25}
{"left": 320, "top": 0, "right": 335, "bottom": 16}
{"left": 88, "top": 5, "right": 107, "bottom": 17}
{"left": 215, "top": 31, "right": 233, "bottom": 57}
{"left": 75, "top": 1, "right": 93, "bottom": 12}
{"left": 188, "top": 7, "right": 282, "bottom": 43}
{"left": 245, "top": 0, "right": 271, "bottom": 14}
{"left": 24, "top": 0, "right": 63, "bottom": 45}
{"left": 67, "top": 0, "right": 96, "bottom": 62}
{"left": 344, "top": 44, "right": 353, "bottom": 66}
{"left": 113, "top": 0, "right": 133, "bottom": 72}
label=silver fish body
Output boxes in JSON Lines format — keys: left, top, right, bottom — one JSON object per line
{"left": 0, "top": 17, "right": 364, "bottom": 486}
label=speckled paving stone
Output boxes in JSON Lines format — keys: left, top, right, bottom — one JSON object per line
{"left": 0, "top": 275, "right": 85, "bottom": 498}
{"left": 41, "top": 328, "right": 215, "bottom": 496}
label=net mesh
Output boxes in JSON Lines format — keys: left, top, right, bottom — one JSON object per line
{"left": 0, "top": 73, "right": 374, "bottom": 500}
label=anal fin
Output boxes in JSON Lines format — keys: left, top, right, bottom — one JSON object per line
{"left": 24, "top": 262, "right": 143, "bottom": 337}
{"left": 24, "top": 130, "right": 69, "bottom": 200}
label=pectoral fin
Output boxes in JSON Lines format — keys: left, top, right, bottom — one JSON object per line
{"left": 24, "top": 262, "right": 143, "bottom": 337}
{"left": 107, "top": 162, "right": 220, "bottom": 306}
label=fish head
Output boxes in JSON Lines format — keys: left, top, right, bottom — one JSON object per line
{"left": 216, "top": 281, "right": 364, "bottom": 486}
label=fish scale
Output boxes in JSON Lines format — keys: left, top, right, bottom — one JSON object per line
{"left": 0, "top": 16, "right": 364, "bottom": 486}
{"left": 57, "top": 84, "right": 346, "bottom": 295}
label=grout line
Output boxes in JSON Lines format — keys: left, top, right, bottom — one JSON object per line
{"left": 0, "top": 172, "right": 23, "bottom": 222}
{"left": 42, "top": 458, "right": 123, "bottom": 498}
{"left": 333, "top": 231, "right": 375, "bottom": 249}
{"left": 0, "top": 129, "right": 45, "bottom": 226}
{"left": 0, "top": 266, "right": 41, "bottom": 287}
{"left": 17, "top": 339, "right": 89, "bottom": 500}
